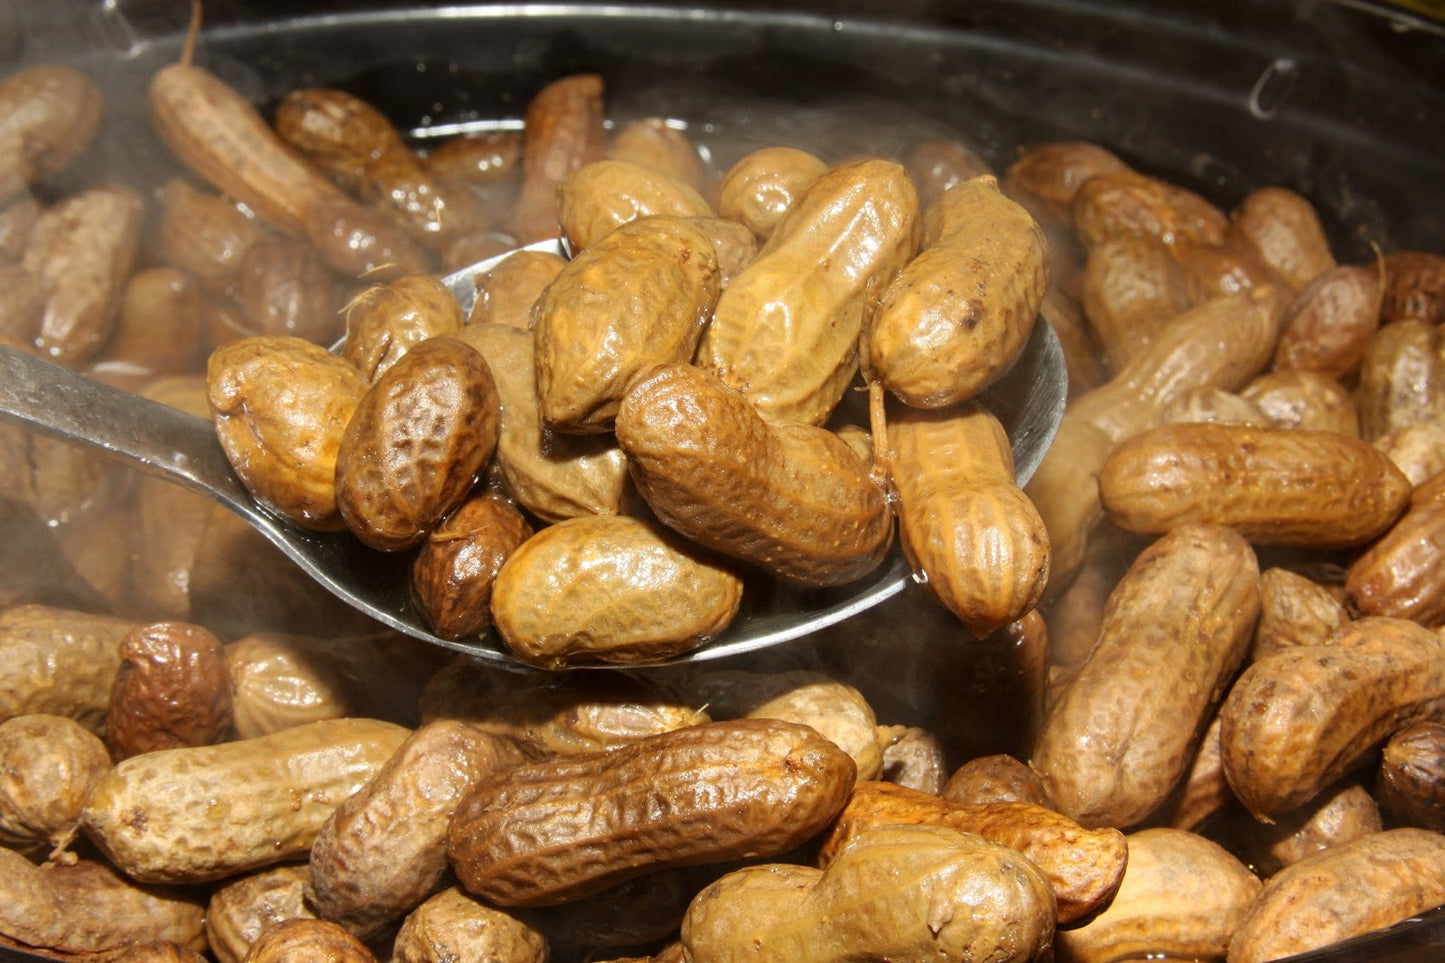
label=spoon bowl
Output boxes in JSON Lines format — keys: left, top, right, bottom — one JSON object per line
{"left": 0, "top": 242, "right": 1066, "bottom": 667}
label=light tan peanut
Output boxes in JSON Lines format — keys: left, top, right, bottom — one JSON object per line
{"left": 1376, "top": 422, "right": 1445, "bottom": 486}
{"left": 1160, "top": 385, "right": 1271, "bottom": 426}
{"left": 81, "top": 717, "right": 410, "bottom": 883}
{"left": 335, "top": 336, "right": 500, "bottom": 551}
{"left": 1002, "top": 140, "right": 1131, "bottom": 226}
{"left": 101, "top": 266, "right": 208, "bottom": 376}
{"left": 1381, "top": 249, "right": 1445, "bottom": 325}
{"left": 1356, "top": 318, "right": 1445, "bottom": 441}
{"left": 0, "top": 64, "right": 102, "bottom": 201}
{"left": 1345, "top": 490, "right": 1445, "bottom": 627}
{"left": 686, "top": 214, "right": 758, "bottom": 287}
{"left": 903, "top": 137, "right": 992, "bottom": 210}
{"left": 225, "top": 632, "right": 354, "bottom": 739}
{"left": 1252, "top": 566, "right": 1348, "bottom": 661}
{"left": 1151, "top": 713, "right": 1232, "bottom": 832}
{"left": 490, "top": 514, "right": 743, "bottom": 668}
{"left": 447, "top": 718, "right": 856, "bottom": 906}
{"left": 0, "top": 848, "right": 207, "bottom": 957}
{"left": 820, "top": 780, "right": 1125, "bottom": 926}
{"left": 393, "top": 887, "right": 548, "bottom": 963}
{"left": 1067, "top": 288, "right": 1281, "bottom": 444}
{"left": 243, "top": 918, "right": 377, "bottom": 962}
{"left": 866, "top": 174, "right": 1048, "bottom": 407}
{"left": 1031, "top": 524, "right": 1260, "bottom": 829}
{"left": 340, "top": 274, "right": 464, "bottom": 383}
{"left": 715, "top": 145, "right": 828, "bottom": 240}
{"left": 558, "top": 159, "right": 713, "bottom": 252}
{"left": 420, "top": 656, "right": 706, "bottom": 757}
{"left": 0, "top": 714, "right": 109, "bottom": 856}
{"left": 106, "top": 621, "right": 232, "bottom": 760}
{"left": 509, "top": 74, "right": 607, "bottom": 243}
{"left": 1240, "top": 369, "right": 1359, "bottom": 436}
{"left": 534, "top": 216, "right": 721, "bottom": 433}
{"left": 466, "top": 248, "right": 566, "bottom": 328}
{"left": 454, "top": 323, "right": 634, "bottom": 523}
{"left": 1376, "top": 720, "right": 1445, "bottom": 831}
{"left": 680, "top": 823, "right": 1055, "bottom": 963}
{"left": 1219, "top": 617, "right": 1445, "bottom": 818}
{"left": 1099, "top": 422, "right": 1412, "bottom": 548}
{"left": 1025, "top": 414, "right": 1114, "bottom": 595}
{"left": 1231, "top": 781, "right": 1382, "bottom": 878}
{"left": 1080, "top": 233, "right": 1197, "bottom": 372}
{"left": 308, "top": 721, "right": 511, "bottom": 939}
{"left": 151, "top": 179, "right": 265, "bottom": 297}
{"left": 0, "top": 604, "right": 136, "bottom": 733}
{"left": 410, "top": 492, "right": 534, "bottom": 641}
{"left": 1072, "top": 169, "right": 1227, "bottom": 251}
{"left": 21, "top": 183, "right": 145, "bottom": 364}
{"left": 208, "top": 335, "right": 369, "bottom": 531}
{"left": 1272, "top": 263, "right": 1381, "bottom": 378}
{"left": 698, "top": 157, "right": 920, "bottom": 426}
{"left": 887, "top": 401, "right": 1050, "bottom": 636}
{"left": 233, "top": 236, "right": 344, "bottom": 345}
{"left": 1057, "top": 828, "right": 1260, "bottom": 963}
{"left": 150, "top": 61, "right": 430, "bottom": 278}
{"left": 943, "top": 753, "right": 1053, "bottom": 808}
{"left": 616, "top": 362, "right": 893, "bottom": 587}
{"left": 1226, "top": 186, "right": 1337, "bottom": 292}
{"left": 879, "top": 726, "right": 947, "bottom": 795}
{"left": 1227, "top": 829, "right": 1445, "bottom": 963}
{"left": 608, "top": 117, "right": 706, "bottom": 192}
{"left": 109, "top": 940, "right": 209, "bottom": 962}
{"left": 205, "top": 865, "right": 315, "bottom": 963}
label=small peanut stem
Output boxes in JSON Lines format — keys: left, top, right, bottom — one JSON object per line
{"left": 867, "top": 379, "right": 896, "bottom": 499}
{"left": 181, "top": 0, "right": 202, "bottom": 67}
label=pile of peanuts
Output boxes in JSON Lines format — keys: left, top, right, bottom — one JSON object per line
{"left": 2, "top": 9, "right": 1445, "bottom": 963}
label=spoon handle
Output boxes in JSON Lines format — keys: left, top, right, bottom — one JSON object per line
{"left": 0, "top": 345, "right": 252, "bottom": 514}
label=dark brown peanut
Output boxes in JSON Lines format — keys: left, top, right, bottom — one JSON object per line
{"left": 943, "top": 753, "right": 1053, "bottom": 808}
{"left": 1272, "top": 263, "right": 1381, "bottom": 378}
{"left": 0, "top": 64, "right": 102, "bottom": 201}
{"left": 534, "top": 216, "right": 720, "bottom": 433}
{"left": 1226, "top": 185, "right": 1337, "bottom": 292}
{"left": 1219, "top": 617, "right": 1445, "bottom": 819}
{"left": 208, "top": 335, "right": 369, "bottom": 531}
{"left": 102, "top": 267, "right": 209, "bottom": 375}
{"left": 616, "top": 362, "right": 893, "bottom": 587}
{"left": 1380, "top": 249, "right": 1445, "bottom": 324}
{"left": 680, "top": 823, "right": 1054, "bottom": 963}
{"left": 106, "top": 621, "right": 232, "bottom": 760}
{"left": 1099, "top": 422, "right": 1412, "bottom": 548}
{"left": 1345, "top": 488, "right": 1445, "bottom": 627}
{"left": 819, "top": 780, "right": 1126, "bottom": 926}
{"left": 0, "top": 714, "right": 109, "bottom": 856}
{"left": 235, "top": 236, "right": 343, "bottom": 344}
{"left": 1072, "top": 169, "right": 1228, "bottom": 251}
{"left": 490, "top": 514, "right": 743, "bottom": 668}
{"left": 1232, "top": 781, "right": 1382, "bottom": 878}
{"left": 1002, "top": 140, "right": 1131, "bottom": 226}
{"left": 509, "top": 74, "right": 607, "bottom": 243}
{"left": 1031, "top": 524, "right": 1260, "bottom": 829}
{"left": 151, "top": 179, "right": 265, "bottom": 297}
{"left": 1227, "top": 829, "right": 1445, "bottom": 963}
{"left": 411, "top": 492, "right": 534, "bottom": 641}
{"left": 446, "top": 718, "right": 855, "bottom": 906}
{"left": 1377, "top": 720, "right": 1445, "bottom": 831}
{"left": 335, "top": 336, "right": 500, "bottom": 551}
{"left": 423, "top": 130, "right": 521, "bottom": 185}
{"left": 1080, "top": 233, "right": 1197, "bottom": 372}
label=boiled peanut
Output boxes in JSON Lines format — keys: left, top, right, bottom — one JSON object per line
{"left": 1160, "top": 385, "right": 1270, "bottom": 426}
{"left": 685, "top": 213, "right": 758, "bottom": 287}
{"left": 466, "top": 247, "right": 566, "bottom": 328}
{"left": 616, "top": 362, "right": 893, "bottom": 587}
{"left": 1072, "top": 169, "right": 1228, "bottom": 251}
{"left": 698, "top": 157, "right": 920, "bottom": 426}
{"left": 1375, "top": 422, "right": 1445, "bottom": 485}
{"left": 558, "top": 159, "right": 713, "bottom": 251}
{"left": 943, "top": 753, "right": 1054, "bottom": 808}
{"left": 1152, "top": 713, "right": 1232, "bottom": 832}
{"left": 1023, "top": 413, "right": 1112, "bottom": 596}
{"left": 534, "top": 215, "right": 721, "bottom": 433}
{"left": 335, "top": 335, "right": 500, "bottom": 551}
{"left": 225, "top": 632, "right": 354, "bottom": 738}
{"left": 101, "top": 267, "right": 209, "bottom": 376}
{"left": 242, "top": 918, "right": 376, "bottom": 963}
{"left": 866, "top": 174, "right": 1048, "bottom": 407}
{"left": 1226, "top": 185, "right": 1336, "bottom": 292}
{"left": 150, "top": 179, "right": 265, "bottom": 297}
{"left": 1240, "top": 369, "right": 1359, "bottom": 436}
{"left": 1001, "top": 140, "right": 1131, "bottom": 226}
{"left": 0, "top": 603, "right": 136, "bottom": 733}
{"left": 393, "top": 887, "right": 547, "bottom": 963}
{"left": 308, "top": 720, "right": 511, "bottom": 939}
{"left": 1056, "top": 827, "right": 1261, "bottom": 963}
{"left": 0, "top": 714, "right": 109, "bottom": 856}
{"left": 1271, "top": 263, "right": 1381, "bottom": 378}
{"left": 1356, "top": 318, "right": 1445, "bottom": 441}
{"left": 1031, "top": 524, "right": 1259, "bottom": 829}
{"left": 446, "top": 718, "right": 855, "bottom": 906}
{"left": 1227, "top": 828, "right": 1445, "bottom": 963}
{"left": 423, "top": 130, "right": 521, "bottom": 185}
{"left": 509, "top": 74, "right": 607, "bottom": 243}
{"left": 410, "top": 491, "right": 534, "bottom": 641}
{"left": 819, "top": 780, "right": 1126, "bottom": 926}
{"left": 1380, "top": 249, "right": 1445, "bottom": 324}
{"left": 490, "top": 514, "right": 743, "bottom": 668}
{"left": 680, "top": 823, "right": 1055, "bottom": 963}
{"left": 208, "top": 335, "right": 369, "bottom": 531}
{"left": 0, "top": 64, "right": 102, "bottom": 201}
{"left": 1376, "top": 720, "right": 1445, "bottom": 831}
{"left": 1219, "top": 617, "right": 1445, "bottom": 818}
{"left": 340, "top": 273, "right": 464, "bottom": 383}
{"left": 1098, "top": 422, "right": 1411, "bottom": 548}
{"left": 879, "top": 726, "right": 947, "bottom": 795}
{"left": 1252, "top": 566, "right": 1348, "bottom": 660}
{"left": 234, "top": 236, "right": 344, "bottom": 344}
{"left": 1230, "top": 781, "right": 1382, "bottom": 878}
{"left": 1345, "top": 485, "right": 1445, "bottom": 627}
{"left": 887, "top": 401, "right": 1050, "bottom": 636}
{"left": 106, "top": 621, "right": 232, "bottom": 760}
{"left": 608, "top": 117, "right": 706, "bottom": 192}
{"left": 0, "top": 848, "right": 206, "bottom": 957}
{"left": 714, "top": 145, "right": 827, "bottom": 240}
{"left": 81, "top": 717, "right": 409, "bottom": 883}
{"left": 205, "top": 865, "right": 315, "bottom": 963}
{"left": 903, "top": 137, "right": 992, "bottom": 209}
{"left": 1079, "top": 232, "right": 1197, "bottom": 372}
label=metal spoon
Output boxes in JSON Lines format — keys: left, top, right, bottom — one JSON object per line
{"left": 0, "top": 240, "right": 1066, "bottom": 667}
